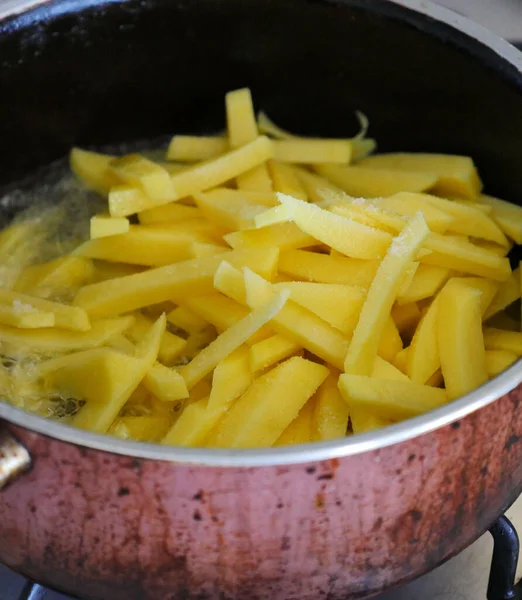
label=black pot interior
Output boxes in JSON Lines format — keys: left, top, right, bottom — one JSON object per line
{"left": 0, "top": 0, "right": 522, "bottom": 206}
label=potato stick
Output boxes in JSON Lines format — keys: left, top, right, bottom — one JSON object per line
{"left": 0, "top": 304, "right": 55, "bottom": 329}
{"left": 249, "top": 334, "right": 302, "bottom": 372}
{"left": 316, "top": 164, "right": 437, "bottom": 198}
{"left": 90, "top": 214, "right": 130, "bottom": 239}
{"left": 143, "top": 363, "right": 189, "bottom": 402}
{"left": 313, "top": 373, "right": 350, "bottom": 441}
{"left": 484, "top": 267, "right": 520, "bottom": 321}
{"left": 268, "top": 161, "right": 307, "bottom": 200}
{"left": 267, "top": 193, "right": 393, "bottom": 260}
{"left": 79, "top": 226, "right": 205, "bottom": 266}
{"left": 0, "top": 316, "right": 134, "bottom": 353}
{"left": 344, "top": 212, "right": 429, "bottom": 375}
{"left": 437, "top": 281, "right": 487, "bottom": 399}
{"left": 70, "top": 148, "right": 119, "bottom": 194}
{"left": 109, "top": 154, "right": 175, "bottom": 202}
{"left": 359, "top": 153, "right": 481, "bottom": 199}
{"left": 109, "top": 137, "right": 272, "bottom": 216}
{"left": 178, "top": 290, "right": 289, "bottom": 389}
{"left": 278, "top": 249, "right": 379, "bottom": 287}
{"left": 138, "top": 203, "right": 202, "bottom": 225}
{"left": 483, "top": 328, "right": 522, "bottom": 356}
{"left": 0, "top": 288, "right": 90, "bottom": 331}
{"left": 275, "top": 398, "right": 316, "bottom": 446}
{"left": 244, "top": 268, "right": 350, "bottom": 370}
{"left": 74, "top": 248, "right": 279, "bottom": 318}
{"left": 477, "top": 194, "right": 522, "bottom": 243}
{"left": 167, "top": 136, "right": 228, "bottom": 162}
{"left": 421, "top": 233, "right": 511, "bottom": 281}
{"left": 207, "top": 346, "right": 253, "bottom": 413}
{"left": 207, "top": 356, "right": 328, "bottom": 448}
{"left": 338, "top": 374, "right": 448, "bottom": 421}
{"left": 272, "top": 139, "right": 352, "bottom": 164}
{"left": 486, "top": 350, "right": 518, "bottom": 378}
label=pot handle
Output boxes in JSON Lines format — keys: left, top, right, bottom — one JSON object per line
{"left": 0, "top": 424, "right": 31, "bottom": 490}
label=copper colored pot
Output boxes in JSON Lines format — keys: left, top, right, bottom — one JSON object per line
{"left": 0, "top": 0, "right": 521, "bottom": 598}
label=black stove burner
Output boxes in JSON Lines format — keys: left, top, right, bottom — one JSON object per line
{"left": 488, "top": 516, "right": 521, "bottom": 600}
{"left": 13, "top": 515, "right": 522, "bottom": 600}
{"left": 19, "top": 581, "right": 47, "bottom": 600}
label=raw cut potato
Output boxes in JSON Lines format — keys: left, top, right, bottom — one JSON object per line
{"left": 138, "top": 203, "right": 202, "bottom": 225}
{"left": 109, "top": 154, "right": 175, "bottom": 202}
{"left": 339, "top": 374, "right": 448, "bottom": 420}
{"left": 0, "top": 288, "right": 90, "bottom": 331}
{"left": 14, "top": 256, "right": 95, "bottom": 299}
{"left": 263, "top": 193, "right": 393, "bottom": 259}
{"left": 344, "top": 212, "right": 429, "bottom": 375}
{"left": 167, "top": 136, "right": 228, "bottom": 162}
{"left": 249, "top": 334, "right": 302, "bottom": 373}
{"left": 375, "top": 195, "right": 455, "bottom": 234}
{"left": 359, "top": 152, "right": 482, "bottom": 199}
{"left": 79, "top": 226, "right": 214, "bottom": 266}
{"left": 437, "top": 281, "right": 488, "bottom": 400}
{"left": 224, "top": 222, "right": 316, "bottom": 251}
{"left": 178, "top": 290, "right": 289, "bottom": 389}
{"left": 242, "top": 268, "right": 349, "bottom": 370}
{"left": 278, "top": 249, "right": 379, "bottom": 287}
{"left": 484, "top": 267, "right": 520, "bottom": 320}
{"left": 90, "top": 214, "right": 130, "bottom": 239}
{"left": 0, "top": 316, "right": 133, "bottom": 354}
{"left": 273, "top": 281, "right": 365, "bottom": 336}
{"left": 477, "top": 194, "right": 522, "bottom": 243}
{"left": 72, "top": 315, "right": 165, "bottom": 432}
{"left": 257, "top": 110, "right": 377, "bottom": 161}
{"left": 483, "top": 329, "right": 522, "bottom": 356}
{"left": 268, "top": 161, "right": 308, "bottom": 200}
{"left": 275, "top": 398, "right": 316, "bottom": 446}
{"left": 70, "top": 148, "right": 118, "bottom": 194}
{"left": 129, "top": 312, "right": 186, "bottom": 365}
{"left": 225, "top": 89, "right": 274, "bottom": 193}
{"left": 207, "top": 356, "right": 329, "bottom": 448}
{"left": 315, "top": 164, "right": 438, "bottom": 198}
{"left": 166, "top": 306, "right": 207, "bottom": 334}
{"left": 0, "top": 305, "right": 55, "bottom": 329}
{"left": 143, "top": 363, "right": 189, "bottom": 402}
{"left": 313, "top": 373, "right": 350, "bottom": 441}
{"left": 74, "top": 248, "right": 279, "bottom": 318}
{"left": 0, "top": 86, "right": 518, "bottom": 448}
{"left": 486, "top": 350, "right": 518, "bottom": 378}
{"left": 272, "top": 139, "right": 352, "bottom": 164}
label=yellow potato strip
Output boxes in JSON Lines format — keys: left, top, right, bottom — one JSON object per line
{"left": 167, "top": 136, "right": 228, "bottom": 162}
{"left": 437, "top": 281, "right": 487, "bottom": 400}
{"left": 316, "top": 164, "right": 437, "bottom": 198}
{"left": 74, "top": 248, "right": 279, "bottom": 318}
{"left": 207, "top": 356, "right": 329, "bottom": 448}
{"left": 483, "top": 328, "right": 522, "bottom": 356}
{"left": 0, "top": 288, "right": 90, "bottom": 331}
{"left": 359, "top": 152, "right": 482, "bottom": 199}
{"left": 486, "top": 350, "right": 518, "bottom": 378}
{"left": 344, "top": 212, "right": 429, "bottom": 375}
{"left": 243, "top": 268, "right": 350, "bottom": 370}
{"left": 178, "top": 290, "right": 289, "bottom": 389}
{"left": 338, "top": 374, "right": 448, "bottom": 421}
{"left": 272, "top": 193, "right": 393, "bottom": 260}
{"left": 90, "top": 214, "right": 130, "bottom": 239}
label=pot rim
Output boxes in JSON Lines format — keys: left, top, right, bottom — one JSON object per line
{"left": 1, "top": 0, "right": 522, "bottom": 467}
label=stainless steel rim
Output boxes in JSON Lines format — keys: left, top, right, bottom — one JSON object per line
{"left": 1, "top": 0, "right": 522, "bottom": 466}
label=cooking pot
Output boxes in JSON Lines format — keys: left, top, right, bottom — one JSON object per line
{"left": 0, "top": 0, "right": 521, "bottom": 598}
